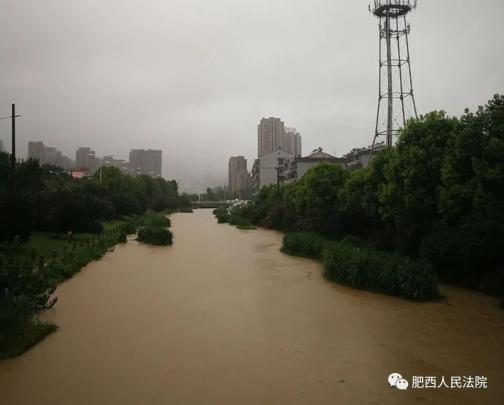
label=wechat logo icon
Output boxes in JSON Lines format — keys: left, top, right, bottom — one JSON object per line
{"left": 388, "top": 373, "right": 409, "bottom": 390}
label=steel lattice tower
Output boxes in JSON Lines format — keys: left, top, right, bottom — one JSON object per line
{"left": 371, "top": 0, "right": 418, "bottom": 148}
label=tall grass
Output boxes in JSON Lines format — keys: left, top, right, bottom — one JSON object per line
{"left": 322, "top": 242, "right": 440, "bottom": 301}
{"left": 282, "top": 232, "right": 326, "bottom": 259}
{"left": 281, "top": 232, "right": 440, "bottom": 302}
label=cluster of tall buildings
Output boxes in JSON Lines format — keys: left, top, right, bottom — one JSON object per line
{"left": 28, "top": 141, "right": 74, "bottom": 169}
{"left": 228, "top": 117, "right": 303, "bottom": 195}
{"left": 129, "top": 149, "right": 162, "bottom": 176}
{"left": 228, "top": 117, "right": 385, "bottom": 196}
{"left": 257, "top": 118, "right": 302, "bottom": 157}
{"left": 27, "top": 141, "right": 162, "bottom": 177}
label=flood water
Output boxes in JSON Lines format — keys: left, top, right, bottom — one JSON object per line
{"left": 0, "top": 209, "right": 503, "bottom": 405}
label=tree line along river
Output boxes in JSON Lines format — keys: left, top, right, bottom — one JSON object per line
{"left": 0, "top": 209, "right": 503, "bottom": 405}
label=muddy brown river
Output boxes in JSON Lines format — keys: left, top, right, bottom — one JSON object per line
{"left": 0, "top": 209, "right": 503, "bottom": 404}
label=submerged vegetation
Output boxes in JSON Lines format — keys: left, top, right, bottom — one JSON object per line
{"left": 137, "top": 211, "right": 173, "bottom": 246}
{"left": 239, "top": 95, "right": 504, "bottom": 302}
{"left": 213, "top": 207, "right": 230, "bottom": 223}
{"left": 0, "top": 224, "right": 129, "bottom": 359}
{"left": 213, "top": 207, "right": 256, "bottom": 230}
{"left": 282, "top": 232, "right": 439, "bottom": 301}
{"left": 0, "top": 156, "right": 187, "bottom": 359}
{"left": 138, "top": 226, "right": 173, "bottom": 246}
{"left": 282, "top": 232, "right": 327, "bottom": 259}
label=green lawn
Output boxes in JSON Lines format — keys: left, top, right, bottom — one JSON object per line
{"left": 2, "top": 219, "right": 128, "bottom": 260}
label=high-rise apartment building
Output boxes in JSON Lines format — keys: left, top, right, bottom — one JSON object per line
{"left": 285, "top": 127, "right": 302, "bottom": 156}
{"left": 28, "top": 141, "right": 45, "bottom": 161}
{"left": 76, "top": 147, "right": 96, "bottom": 170}
{"left": 0, "top": 139, "right": 4, "bottom": 152}
{"left": 28, "top": 141, "right": 73, "bottom": 169}
{"left": 129, "top": 149, "right": 162, "bottom": 176}
{"left": 228, "top": 156, "right": 249, "bottom": 193}
{"left": 258, "top": 117, "right": 285, "bottom": 157}
{"left": 258, "top": 118, "right": 302, "bottom": 157}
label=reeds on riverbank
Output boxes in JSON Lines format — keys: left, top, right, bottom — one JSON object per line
{"left": 282, "top": 232, "right": 440, "bottom": 302}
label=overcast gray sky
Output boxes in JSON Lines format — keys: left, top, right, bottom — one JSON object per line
{"left": 1, "top": 0, "right": 503, "bottom": 191}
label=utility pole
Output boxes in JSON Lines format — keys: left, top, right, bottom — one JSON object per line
{"left": 0, "top": 104, "right": 20, "bottom": 192}
{"left": 10, "top": 104, "right": 20, "bottom": 192}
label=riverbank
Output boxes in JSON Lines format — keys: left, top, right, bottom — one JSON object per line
{"left": 212, "top": 212, "right": 441, "bottom": 302}
{"left": 282, "top": 232, "right": 440, "bottom": 302}
{"left": 1, "top": 211, "right": 175, "bottom": 360}
{"left": 1, "top": 209, "right": 503, "bottom": 405}
{"left": 0, "top": 224, "right": 128, "bottom": 360}
{"left": 212, "top": 207, "right": 256, "bottom": 230}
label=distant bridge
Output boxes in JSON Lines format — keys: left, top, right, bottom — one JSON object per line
{"left": 192, "top": 201, "right": 232, "bottom": 209}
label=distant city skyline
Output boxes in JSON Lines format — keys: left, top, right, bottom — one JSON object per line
{"left": 129, "top": 149, "right": 162, "bottom": 177}
{"left": 1, "top": 1, "right": 503, "bottom": 190}
{"left": 28, "top": 141, "right": 73, "bottom": 169}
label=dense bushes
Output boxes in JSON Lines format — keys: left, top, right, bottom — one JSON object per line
{"left": 282, "top": 232, "right": 327, "bottom": 258}
{"left": 0, "top": 226, "right": 127, "bottom": 359}
{"left": 281, "top": 232, "right": 439, "bottom": 301}
{"left": 0, "top": 194, "right": 36, "bottom": 243}
{"left": 137, "top": 226, "right": 173, "bottom": 246}
{"left": 0, "top": 159, "right": 186, "bottom": 243}
{"left": 228, "top": 213, "right": 255, "bottom": 230}
{"left": 243, "top": 95, "right": 504, "bottom": 299}
{"left": 136, "top": 212, "right": 173, "bottom": 246}
{"left": 138, "top": 226, "right": 173, "bottom": 246}
{"left": 0, "top": 155, "right": 186, "bottom": 357}
{"left": 213, "top": 207, "right": 230, "bottom": 223}
{"left": 140, "top": 211, "right": 171, "bottom": 228}
{"left": 322, "top": 242, "right": 439, "bottom": 301}
{"left": 213, "top": 207, "right": 256, "bottom": 230}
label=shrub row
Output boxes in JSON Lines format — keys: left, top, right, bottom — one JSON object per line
{"left": 282, "top": 232, "right": 440, "bottom": 302}
{"left": 0, "top": 226, "right": 128, "bottom": 359}
{"left": 213, "top": 207, "right": 230, "bottom": 223}
{"left": 137, "top": 226, "right": 173, "bottom": 246}
{"left": 213, "top": 207, "right": 256, "bottom": 230}
{"left": 136, "top": 211, "right": 173, "bottom": 246}
{"left": 229, "top": 214, "right": 256, "bottom": 230}
{"left": 281, "top": 232, "right": 326, "bottom": 258}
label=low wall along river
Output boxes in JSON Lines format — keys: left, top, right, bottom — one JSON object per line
{"left": 0, "top": 209, "right": 503, "bottom": 404}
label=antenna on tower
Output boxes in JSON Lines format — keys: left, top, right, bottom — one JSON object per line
{"left": 370, "top": 0, "right": 418, "bottom": 149}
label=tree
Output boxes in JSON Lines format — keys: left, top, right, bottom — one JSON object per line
{"left": 378, "top": 112, "right": 459, "bottom": 255}
{"left": 0, "top": 194, "right": 36, "bottom": 243}
{"left": 290, "top": 163, "right": 348, "bottom": 237}
{"left": 422, "top": 95, "right": 504, "bottom": 286}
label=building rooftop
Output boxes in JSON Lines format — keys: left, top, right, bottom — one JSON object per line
{"left": 296, "top": 148, "right": 344, "bottom": 162}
